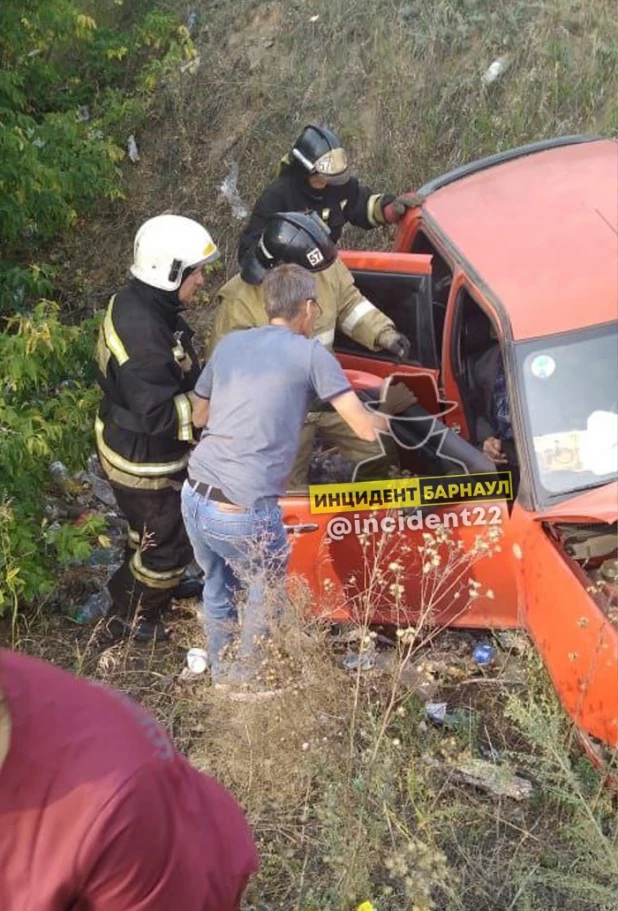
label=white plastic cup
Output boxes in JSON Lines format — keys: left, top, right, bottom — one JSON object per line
{"left": 186, "top": 648, "right": 208, "bottom": 674}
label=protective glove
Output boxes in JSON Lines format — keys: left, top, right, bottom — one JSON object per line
{"left": 377, "top": 379, "right": 418, "bottom": 415}
{"left": 381, "top": 192, "right": 423, "bottom": 223}
{"left": 376, "top": 328, "right": 411, "bottom": 361}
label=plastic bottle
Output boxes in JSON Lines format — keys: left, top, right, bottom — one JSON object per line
{"left": 472, "top": 643, "right": 497, "bottom": 666}
{"left": 74, "top": 590, "right": 112, "bottom": 624}
{"left": 50, "top": 461, "right": 70, "bottom": 485}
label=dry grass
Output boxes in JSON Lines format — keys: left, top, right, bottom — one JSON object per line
{"left": 6, "top": 521, "right": 618, "bottom": 910}
{"left": 8, "top": 0, "right": 618, "bottom": 907}
{"left": 64, "top": 0, "right": 618, "bottom": 337}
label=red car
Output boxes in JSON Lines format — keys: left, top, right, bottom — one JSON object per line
{"left": 280, "top": 135, "right": 618, "bottom": 758}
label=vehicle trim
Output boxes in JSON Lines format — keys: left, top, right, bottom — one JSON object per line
{"left": 416, "top": 134, "right": 601, "bottom": 197}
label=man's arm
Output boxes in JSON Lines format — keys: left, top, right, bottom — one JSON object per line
{"left": 471, "top": 348, "right": 498, "bottom": 444}
{"left": 190, "top": 360, "right": 213, "bottom": 428}
{"left": 189, "top": 391, "right": 209, "bottom": 428}
{"left": 329, "top": 389, "right": 388, "bottom": 441}
{"left": 343, "top": 177, "right": 395, "bottom": 230}
{"left": 308, "top": 340, "right": 394, "bottom": 442}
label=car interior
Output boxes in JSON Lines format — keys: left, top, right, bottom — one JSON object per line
{"left": 408, "top": 229, "right": 453, "bottom": 359}
{"left": 455, "top": 291, "right": 498, "bottom": 445}
{"left": 333, "top": 269, "right": 438, "bottom": 369}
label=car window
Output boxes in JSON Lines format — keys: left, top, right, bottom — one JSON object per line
{"left": 334, "top": 269, "right": 437, "bottom": 367}
{"left": 515, "top": 323, "right": 618, "bottom": 500}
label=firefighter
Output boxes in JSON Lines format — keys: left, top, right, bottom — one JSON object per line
{"left": 206, "top": 211, "right": 411, "bottom": 489}
{"left": 236, "top": 124, "right": 418, "bottom": 266}
{"left": 93, "top": 213, "right": 219, "bottom": 643}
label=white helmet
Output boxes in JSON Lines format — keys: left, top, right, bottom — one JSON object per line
{"left": 130, "top": 214, "right": 219, "bottom": 292}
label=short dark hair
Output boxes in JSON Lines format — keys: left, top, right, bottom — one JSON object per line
{"left": 262, "top": 263, "right": 317, "bottom": 321}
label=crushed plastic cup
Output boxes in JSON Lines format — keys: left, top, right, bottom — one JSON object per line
{"left": 473, "top": 643, "right": 497, "bottom": 666}
{"left": 425, "top": 701, "right": 448, "bottom": 723}
{"left": 186, "top": 648, "right": 209, "bottom": 674}
{"left": 343, "top": 652, "right": 376, "bottom": 672}
{"left": 482, "top": 55, "right": 510, "bottom": 85}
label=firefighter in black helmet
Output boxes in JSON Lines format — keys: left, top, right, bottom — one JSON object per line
{"left": 237, "top": 124, "right": 419, "bottom": 266}
{"left": 210, "top": 211, "right": 410, "bottom": 488}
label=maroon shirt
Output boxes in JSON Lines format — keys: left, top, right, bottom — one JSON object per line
{"left": 0, "top": 649, "right": 258, "bottom": 910}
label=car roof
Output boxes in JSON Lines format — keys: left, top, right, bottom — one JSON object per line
{"left": 421, "top": 137, "right": 618, "bottom": 341}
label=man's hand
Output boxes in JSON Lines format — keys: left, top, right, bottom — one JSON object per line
{"left": 382, "top": 193, "right": 423, "bottom": 223}
{"left": 189, "top": 392, "right": 210, "bottom": 429}
{"left": 482, "top": 436, "right": 507, "bottom": 463}
{"left": 377, "top": 328, "right": 411, "bottom": 361}
{"left": 378, "top": 379, "right": 418, "bottom": 415}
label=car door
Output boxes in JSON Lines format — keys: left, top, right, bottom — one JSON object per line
{"left": 336, "top": 250, "right": 440, "bottom": 379}
{"left": 279, "top": 250, "right": 441, "bottom": 617}
{"left": 510, "top": 499, "right": 618, "bottom": 748}
{"left": 281, "top": 402, "right": 520, "bottom": 632}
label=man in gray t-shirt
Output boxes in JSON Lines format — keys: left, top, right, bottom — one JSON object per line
{"left": 180, "top": 263, "right": 414, "bottom": 697}
{"left": 188, "top": 325, "right": 352, "bottom": 507}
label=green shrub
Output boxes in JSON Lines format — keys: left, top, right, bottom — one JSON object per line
{"left": 0, "top": 302, "right": 103, "bottom": 613}
{"left": 0, "top": 0, "right": 196, "bottom": 315}
{"left": 0, "top": 1, "right": 197, "bottom": 614}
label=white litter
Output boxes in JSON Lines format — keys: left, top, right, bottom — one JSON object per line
{"left": 482, "top": 56, "right": 510, "bottom": 86}
{"left": 219, "top": 160, "right": 249, "bottom": 219}
{"left": 127, "top": 135, "right": 140, "bottom": 163}
{"left": 180, "top": 55, "right": 201, "bottom": 75}
{"left": 186, "top": 648, "right": 208, "bottom": 674}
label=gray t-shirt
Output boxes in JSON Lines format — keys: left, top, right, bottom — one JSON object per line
{"left": 188, "top": 325, "right": 353, "bottom": 506}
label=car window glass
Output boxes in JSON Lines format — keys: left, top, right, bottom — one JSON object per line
{"left": 516, "top": 324, "right": 618, "bottom": 499}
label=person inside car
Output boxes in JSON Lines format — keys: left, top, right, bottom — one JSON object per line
{"left": 471, "top": 329, "right": 520, "bottom": 492}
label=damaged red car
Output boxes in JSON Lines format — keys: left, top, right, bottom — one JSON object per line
{"left": 279, "top": 134, "right": 618, "bottom": 759}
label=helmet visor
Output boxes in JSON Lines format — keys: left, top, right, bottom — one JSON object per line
{"left": 313, "top": 147, "right": 349, "bottom": 185}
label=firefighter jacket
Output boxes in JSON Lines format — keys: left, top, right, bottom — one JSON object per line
{"left": 237, "top": 161, "right": 395, "bottom": 265}
{"left": 94, "top": 278, "right": 200, "bottom": 490}
{"left": 205, "top": 257, "right": 396, "bottom": 361}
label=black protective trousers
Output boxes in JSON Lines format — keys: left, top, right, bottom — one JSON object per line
{"left": 107, "top": 483, "right": 194, "bottom": 624}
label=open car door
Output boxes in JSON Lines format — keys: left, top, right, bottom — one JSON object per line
{"left": 336, "top": 250, "right": 439, "bottom": 381}
{"left": 280, "top": 369, "right": 519, "bottom": 634}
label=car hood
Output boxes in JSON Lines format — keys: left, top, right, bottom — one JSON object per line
{"left": 534, "top": 481, "right": 618, "bottom": 524}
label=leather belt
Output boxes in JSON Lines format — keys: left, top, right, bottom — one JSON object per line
{"left": 187, "top": 477, "right": 247, "bottom": 511}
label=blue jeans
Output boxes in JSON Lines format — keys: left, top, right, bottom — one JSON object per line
{"left": 180, "top": 481, "right": 290, "bottom": 683}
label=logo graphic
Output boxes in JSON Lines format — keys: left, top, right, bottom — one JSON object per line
{"left": 349, "top": 371, "right": 469, "bottom": 481}
{"left": 307, "top": 247, "right": 325, "bottom": 267}
{"left": 309, "top": 471, "right": 513, "bottom": 514}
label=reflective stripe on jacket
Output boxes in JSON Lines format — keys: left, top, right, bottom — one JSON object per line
{"left": 237, "top": 163, "right": 394, "bottom": 265}
{"left": 205, "top": 258, "right": 395, "bottom": 361}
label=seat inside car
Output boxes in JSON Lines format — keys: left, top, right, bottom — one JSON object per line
{"left": 463, "top": 305, "right": 496, "bottom": 394}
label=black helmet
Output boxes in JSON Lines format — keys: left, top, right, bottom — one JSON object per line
{"left": 290, "top": 124, "right": 350, "bottom": 185}
{"left": 241, "top": 211, "right": 337, "bottom": 285}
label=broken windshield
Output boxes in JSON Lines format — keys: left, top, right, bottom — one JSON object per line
{"left": 515, "top": 322, "right": 618, "bottom": 503}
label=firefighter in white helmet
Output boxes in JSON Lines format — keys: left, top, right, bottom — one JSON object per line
{"left": 92, "top": 214, "right": 219, "bottom": 644}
